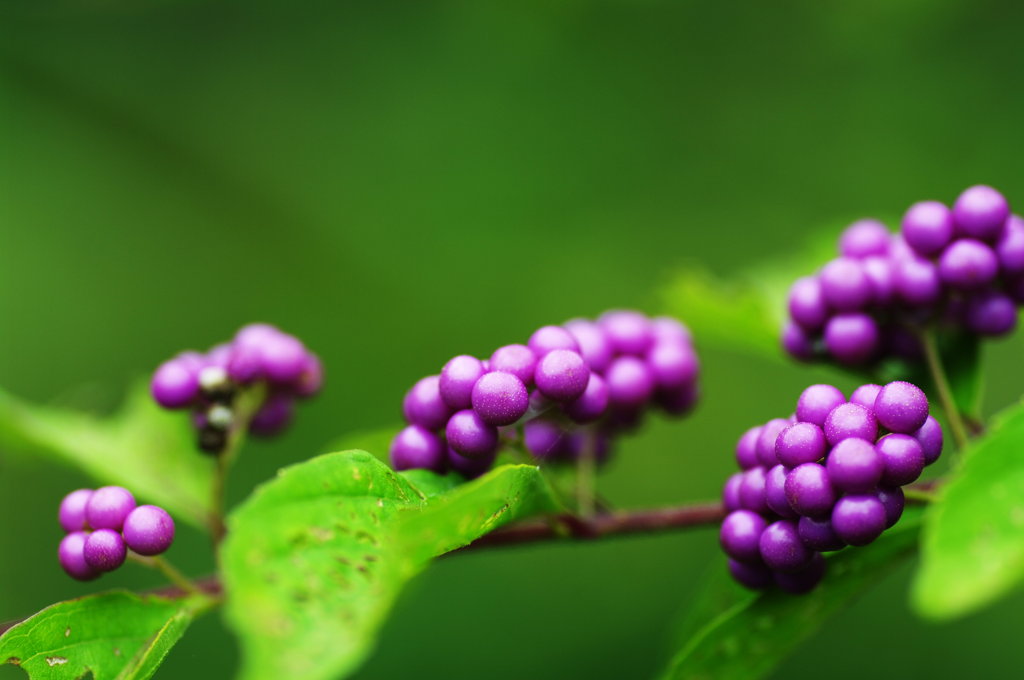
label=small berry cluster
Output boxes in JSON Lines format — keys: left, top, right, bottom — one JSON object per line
{"left": 784, "top": 185, "right": 1023, "bottom": 365}
{"left": 57, "top": 486, "right": 175, "bottom": 581}
{"left": 151, "top": 324, "right": 323, "bottom": 453}
{"left": 391, "top": 311, "right": 699, "bottom": 478}
{"left": 719, "top": 380, "right": 942, "bottom": 593}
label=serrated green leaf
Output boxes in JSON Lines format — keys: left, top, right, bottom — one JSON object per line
{"left": 222, "top": 450, "right": 558, "bottom": 680}
{"left": 912, "top": 401, "right": 1024, "bottom": 619}
{"left": 0, "top": 382, "right": 212, "bottom": 529}
{"left": 658, "top": 510, "right": 921, "bottom": 680}
{"left": 0, "top": 591, "right": 210, "bottom": 680}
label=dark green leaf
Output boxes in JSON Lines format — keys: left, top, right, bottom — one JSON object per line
{"left": 913, "top": 401, "right": 1024, "bottom": 619}
{"left": 0, "top": 382, "right": 212, "bottom": 529}
{"left": 659, "top": 509, "right": 921, "bottom": 680}
{"left": 0, "top": 591, "right": 211, "bottom": 680}
{"left": 222, "top": 450, "right": 558, "bottom": 680}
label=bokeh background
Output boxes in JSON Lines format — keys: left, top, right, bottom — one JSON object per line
{"left": 2, "top": 1, "right": 1024, "bottom": 678}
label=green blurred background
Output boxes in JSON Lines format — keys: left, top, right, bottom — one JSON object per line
{"left": 2, "top": 0, "right": 1023, "bottom": 677}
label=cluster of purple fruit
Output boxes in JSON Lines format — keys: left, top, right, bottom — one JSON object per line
{"left": 57, "top": 486, "right": 175, "bottom": 581}
{"left": 719, "top": 380, "right": 942, "bottom": 593}
{"left": 391, "top": 311, "right": 699, "bottom": 478}
{"left": 785, "top": 185, "right": 1023, "bottom": 365}
{"left": 151, "top": 323, "right": 323, "bottom": 453}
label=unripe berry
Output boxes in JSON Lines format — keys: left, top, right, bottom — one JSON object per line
{"left": 122, "top": 505, "right": 176, "bottom": 556}
{"left": 445, "top": 410, "right": 498, "bottom": 459}
{"left": 471, "top": 371, "right": 529, "bottom": 426}
{"left": 86, "top": 486, "right": 136, "bottom": 531}
{"left": 390, "top": 425, "right": 446, "bottom": 472}
{"left": 59, "top": 532, "right": 99, "bottom": 581}
{"left": 439, "top": 356, "right": 486, "bottom": 410}
{"left": 873, "top": 381, "right": 929, "bottom": 434}
{"left": 83, "top": 529, "right": 127, "bottom": 572}
{"left": 59, "top": 489, "right": 94, "bottom": 533}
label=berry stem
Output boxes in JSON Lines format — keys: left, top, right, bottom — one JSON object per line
{"left": 209, "top": 383, "right": 267, "bottom": 544}
{"left": 903, "top": 486, "right": 939, "bottom": 504}
{"left": 128, "top": 553, "right": 204, "bottom": 597}
{"left": 918, "top": 329, "right": 970, "bottom": 451}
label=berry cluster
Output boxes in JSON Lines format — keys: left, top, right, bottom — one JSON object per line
{"left": 784, "top": 185, "right": 1023, "bottom": 365}
{"left": 151, "top": 324, "right": 323, "bottom": 453}
{"left": 719, "top": 381, "right": 942, "bottom": 593}
{"left": 391, "top": 311, "right": 699, "bottom": 478}
{"left": 57, "top": 486, "right": 175, "bottom": 581}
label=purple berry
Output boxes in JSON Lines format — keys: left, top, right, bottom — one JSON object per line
{"left": 651, "top": 316, "right": 693, "bottom": 346}
{"left": 797, "top": 516, "right": 844, "bottom": 552}
{"left": 784, "top": 463, "right": 836, "bottom": 518}
{"left": 249, "top": 394, "right": 294, "bottom": 436}
{"left": 965, "top": 291, "right": 1018, "bottom": 336}
{"left": 226, "top": 343, "right": 264, "bottom": 383}
{"left": 914, "top": 415, "right": 944, "bottom": 465}
{"left": 877, "top": 487, "right": 906, "bottom": 528}
{"left": 774, "top": 553, "right": 826, "bottom": 594}
{"left": 775, "top": 423, "right": 827, "bottom": 467}
{"left": 723, "top": 472, "right": 744, "bottom": 512}
{"left": 796, "top": 384, "right": 846, "bottom": 428}
{"left": 293, "top": 354, "right": 324, "bottom": 398}
{"left": 562, "top": 320, "right": 613, "bottom": 372}
{"left": 952, "top": 185, "right": 1010, "bottom": 241}
{"left": 840, "top": 219, "right": 890, "bottom": 259}
{"left": 831, "top": 495, "right": 887, "bottom": 546}
{"left": 788, "top": 277, "right": 828, "bottom": 331}
{"left": 849, "top": 383, "right": 882, "bottom": 410}
{"left": 563, "top": 373, "right": 610, "bottom": 423}
{"left": 824, "top": 313, "right": 879, "bottom": 364}
{"left": 58, "top": 532, "right": 99, "bottom": 581}
{"left": 447, "top": 446, "right": 495, "bottom": 479}
{"left": 646, "top": 342, "right": 699, "bottom": 389}
{"left": 528, "top": 325, "right": 580, "bottom": 357}
{"left": 902, "top": 201, "right": 954, "bottom": 256}
{"left": 259, "top": 334, "right": 308, "bottom": 384}
{"left": 470, "top": 372, "right": 529, "bottom": 426}
{"left": 439, "top": 355, "right": 486, "bottom": 410}
{"left": 862, "top": 256, "right": 895, "bottom": 304}
{"left": 122, "top": 505, "right": 176, "bottom": 556}
{"left": 782, "top": 321, "right": 817, "bottom": 361}
{"left": 765, "top": 465, "right": 797, "bottom": 519}
{"left": 402, "top": 376, "right": 452, "bottom": 431}
{"left": 738, "top": 467, "right": 769, "bottom": 515}
{"left": 759, "top": 520, "right": 812, "bottom": 572}
{"left": 390, "top": 425, "right": 446, "bottom": 472}
{"left": 894, "top": 256, "right": 942, "bottom": 306}
{"left": 824, "top": 403, "right": 878, "bottom": 445}
{"left": 603, "top": 355, "right": 654, "bottom": 408}
{"left": 873, "top": 381, "right": 929, "bottom": 434}
{"left": 735, "top": 426, "right": 762, "bottom": 470}
{"left": 826, "top": 438, "right": 884, "bottom": 493}
{"left": 755, "top": 418, "right": 791, "bottom": 468}
{"left": 86, "top": 486, "right": 136, "bottom": 531}
{"left": 939, "top": 239, "right": 999, "bottom": 290}
{"left": 523, "top": 420, "right": 570, "bottom": 460}
{"left": 535, "top": 349, "right": 591, "bottom": 402}
{"left": 996, "top": 215, "right": 1024, "bottom": 275}
{"left": 488, "top": 345, "right": 537, "bottom": 386}
{"left": 83, "top": 529, "right": 127, "bottom": 572}
{"left": 597, "top": 310, "right": 655, "bottom": 356}
{"left": 728, "top": 559, "right": 774, "bottom": 590}
{"left": 655, "top": 382, "right": 699, "bottom": 415}
{"left": 720, "top": 510, "right": 767, "bottom": 564}
{"left": 820, "top": 258, "right": 872, "bottom": 311}
{"left": 876, "top": 433, "right": 926, "bottom": 486}
{"left": 151, "top": 358, "right": 199, "bottom": 409}
{"left": 59, "top": 489, "right": 94, "bottom": 533}
{"left": 445, "top": 410, "right": 498, "bottom": 459}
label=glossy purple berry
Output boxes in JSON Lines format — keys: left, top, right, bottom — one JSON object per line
{"left": 735, "top": 426, "right": 762, "bottom": 470}
{"left": 775, "top": 423, "right": 827, "bottom": 467}
{"left": 646, "top": 342, "right": 698, "bottom": 389}
{"left": 824, "top": 403, "right": 878, "bottom": 445}
{"left": 952, "top": 185, "right": 1010, "bottom": 241}
{"left": 226, "top": 343, "right": 264, "bottom": 383}
{"left": 728, "top": 559, "right": 773, "bottom": 590}
{"left": 59, "top": 489, "right": 94, "bottom": 533}
{"left": 528, "top": 325, "right": 580, "bottom": 357}
{"left": 797, "top": 516, "right": 844, "bottom": 552}
{"left": 876, "top": 434, "right": 925, "bottom": 486}
{"left": 122, "top": 505, "right": 175, "bottom": 556}
{"left": 723, "top": 472, "right": 744, "bottom": 512}
{"left": 563, "top": 373, "right": 610, "bottom": 423}
{"left": 782, "top": 321, "right": 816, "bottom": 361}
{"left": 489, "top": 345, "right": 537, "bottom": 386}
{"left": 259, "top": 333, "right": 308, "bottom": 383}
{"left": 655, "top": 381, "right": 699, "bottom": 415}
{"left": 939, "top": 239, "right": 999, "bottom": 290}
{"left": 151, "top": 358, "right": 199, "bottom": 409}
{"left": 439, "top": 355, "right": 486, "bottom": 410}
{"left": 826, "top": 438, "right": 884, "bottom": 493}
{"left": 765, "top": 465, "right": 797, "bottom": 519}
{"left": 873, "top": 381, "right": 929, "bottom": 434}
{"left": 738, "top": 467, "right": 769, "bottom": 515}
{"left": 831, "top": 495, "right": 887, "bottom": 546}
{"left": 603, "top": 355, "right": 654, "bottom": 408}
{"left": 914, "top": 415, "right": 944, "bottom": 465}
{"left": 651, "top": 316, "right": 692, "bottom": 346}
{"left": 523, "top": 420, "right": 570, "bottom": 460}
{"left": 824, "top": 313, "right": 879, "bottom": 364}
{"left": 784, "top": 463, "right": 836, "bottom": 518}
{"left": 877, "top": 487, "right": 906, "bottom": 528}
{"left": 996, "top": 215, "right": 1024, "bottom": 275}
{"left": 59, "top": 532, "right": 99, "bottom": 581}
{"left": 470, "top": 372, "right": 529, "bottom": 426}
{"left": 894, "top": 256, "right": 942, "bottom": 306}
{"left": 759, "top": 520, "right": 812, "bottom": 572}
{"left": 862, "top": 256, "right": 895, "bottom": 304}
{"left": 535, "top": 349, "right": 591, "bottom": 402}
{"left": 840, "top": 219, "right": 890, "bottom": 259}
{"left": 390, "top": 425, "right": 446, "bottom": 472}
{"left": 402, "top": 376, "right": 452, "bottom": 431}
{"left": 849, "top": 383, "right": 882, "bottom": 410}
{"left": 86, "top": 486, "right": 136, "bottom": 531}
{"left": 720, "top": 510, "right": 767, "bottom": 564}
{"left": 563, "top": 319, "right": 613, "bottom": 372}
{"left": 902, "top": 200, "right": 954, "bottom": 256}
{"left": 965, "top": 291, "right": 1018, "bottom": 336}
{"left": 774, "top": 553, "right": 826, "bottom": 594}
{"left": 249, "top": 394, "right": 294, "bottom": 436}
{"left": 788, "top": 277, "right": 828, "bottom": 331}
{"left": 796, "top": 384, "right": 846, "bottom": 428}
{"left": 755, "top": 418, "right": 791, "bottom": 468}
{"left": 83, "top": 529, "right": 127, "bottom": 572}
{"left": 820, "top": 258, "right": 872, "bottom": 311}
{"left": 598, "top": 310, "right": 655, "bottom": 356}
{"left": 447, "top": 446, "right": 495, "bottom": 480}
{"left": 445, "top": 410, "right": 498, "bottom": 459}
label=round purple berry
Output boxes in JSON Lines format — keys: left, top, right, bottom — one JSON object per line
{"left": 655, "top": 381, "right": 699, "bottom": 415}
{"left": 849, "top": 383, "right": 882, "bottom": 410}
{"left": 445, "top": 410, "right": 498, "bottom": 459}
{"left": 489, "top": 345, "right": 537, "bottom": 386}
{"left": 765, "top": 465, "right": 797, "bottom": 519}
{"left": 249, "top": 394, "right": 294, "bottom": 436}
{"left": 824, "top": 403, "right": 878, "bottom": 445}
{"left": 784, "top": 463, "right": 836, "bottom": 518}
{"left": 735, "top": 426, "right": 762, "bottom": 470}
{"left": 528, "top": 325, "right": 580, "bottom": 357}
{"left": 877, "top": 487, "right": 906, "bottom": 528}
{"left": 603, "top": 355, "right": 654, "bottom": 408}
{"left": 774, "top": 553, "right": 826, "bottom": 594}
{"left": 83, "top": 529, "right": 127, "bottom": 572}
{"left": 831, "top": 495, "right": 887, "bottom": 546}
{"left": 597, "top": 310, "right": 654, "bottom": 356}
{"left": 952, "top": 185, "right": 1010, "bottom": 241}
{"left": 782, "top": 321, "right": 817, "bottom": 361}
{"left": 563, "top": 373, "right": 610, "bottom": 424}
{"left": 797, "top": 516, "right": 844, "bottom": 552}
{"left": 259, "top": 333, "right": 308, "bottom": 384}
{"left": 759, "top": 520, "right": 812, "bottom": 572}
{"left": 914, "top": 415, "right": 944, "bottom": 465}
{"left": 403, "top": 376, "right": 452, "bottom": 431}
{"left": 86, "top": 486, "right": 136, "bottom": 531}
{"left": 723, "top": 472, "right": 744, "bottom": 512}
{"left": 939, "top": 239, "right": 999, "bottom": 290}
{"left": 470, "top": 372, "right": 529, "bottom": 426}
{"left": 861, "top": 256, "right": 895, "bottom": 305}
{"left": 122, "top": 505, "right": 176, "bottom": 556}
{"left": 874, "top": 381, "right": 929, "bottom": 434}
{"left": 439, "top": 355, "right": 486, "bottom": 410}
{"left": 755, "top": 418, "right": 791, "bottom": 468}
{"left": 820, "top": 258, "right": 872, "bottom": 311}
{"left": 651, "top": 316, "right": 692, "bottom": 346}
{"left": 447, "top": 446, "right": 495, "bottom": 479}
{"left": 390, "top": 425, "right": 446, "bottom": 472}
{"left": 59, "top": 532, "right": 99, "bottom": 581}
{"left": 775, "top": 422, "right": 827, "bottom": 467}
{"left": 738, "top": 467, "right": 769, "bottom": 515}
{"left": 59, "top": 489, "right": 94, "bottom": 533}
{"left": 840, "top": 219, "right": 891, "bottom": 259}
{"left": 965, "top": 291, "right": 1018, "bottom": 336}
{"left": 294, "top": 354, "right": 324, "bottom": 398}
{"left": 226, "top": 343, "right": 264, "bottom": 383}
{"left": 876, "top": 433, "right": 925, "bottom": 486}
{"left": 720, "top": 510, "right": 767, "bottom": 564}
{"left": 826, "top": 438, "right": 884, "bottom": 493}
{"left": 562, "top": 319, "right": 613, "bottom": 372}
{"left": 996, "top": 215, "right": 1024, "bottom": 275}
{"left": 523, "top": 420, "right": 570, "bottom": 460}
{"left": 902, "top": 200, "right": 954, "bottom": 256}
{"left": 796, "top": 384, "right": 846, "bottom": 428}
{"left": 824, "top": 313, "right": 879, "bottom": 364}
{"left": 535, "top": 350, "right": 591, "bottom": 403}
{"left": 788, "top": 276, "right": 828, "bottom": 331}
{"left": 151, "top": 358, "right": 199, "bottom": 409}
{"left": 646, "top": 342, "right": 699, "bottom": 389}
{"left": 894, "top": 256, "right": 942, "bottom": 306}
{"left": 728, "top": 559, "right": 774, "bottom": 590}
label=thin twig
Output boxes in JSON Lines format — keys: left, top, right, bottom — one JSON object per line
{"left": 919, "top": 329, "right": 970, "bottom": 451}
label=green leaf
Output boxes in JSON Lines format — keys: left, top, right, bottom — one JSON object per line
{"left": 0, "top": 591, "right": 210, "bottom": 680}
{"left": 222, "top": 450, "right": 558, "bottom": 680}
{"left": 912, "top": 401, "right": 1024, "bottom": 619}
{"left": 659, "top": 509, "right": 922, "bottom": 680}
{"left": 323, "top": 425, "right": 399, "bottom": 462}
{"left": 0, "top": 382, "right": 212, "bottom": 529}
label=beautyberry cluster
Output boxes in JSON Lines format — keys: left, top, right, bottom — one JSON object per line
{"left": 151, "top": 323, "right": 323, "bottom": 453}
{"left": 391, "top": 311, "right": 699, "bottom": 477}
{"left": 57, "top": 486, "right": 175, "bottom": 581}
{"left": 719, "top": 380, "right": 942, "bottom": 593}
{"left": 785, "top": 185, "right": 1022, "bottom": 365}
